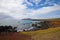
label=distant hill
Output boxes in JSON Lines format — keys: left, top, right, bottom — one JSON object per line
{"left": 22, "top": 18, "right": 60, "bottom": 21}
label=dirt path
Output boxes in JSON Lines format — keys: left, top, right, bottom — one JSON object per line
{"left": 0, "top": 32, "right": 32, "bottom": 40}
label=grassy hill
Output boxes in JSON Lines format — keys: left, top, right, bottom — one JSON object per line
{"left": 0, "top": 32, "right": 31, "bottom": 40}
{"left": 0, "top": 27, "right": 60, "bottom": 40}
{"left": 22, "top": 27, "right": 60, "bottom": 40}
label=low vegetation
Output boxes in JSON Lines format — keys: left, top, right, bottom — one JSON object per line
{"left": 22, "top": 27, "right": 60, "bottom": 40}
{"left": 0, "top": 26, "right": 17, "bottom": 32}
{"left": 0, "top": 20, "right": 60, "bottom": 40}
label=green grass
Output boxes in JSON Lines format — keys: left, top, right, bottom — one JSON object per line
{"left": 21, "top": 27, "right": 60, "bottom": 40}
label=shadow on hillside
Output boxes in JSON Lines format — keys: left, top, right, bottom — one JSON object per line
{"left": 0, "top": 32, "right": 32, "bottom": 40}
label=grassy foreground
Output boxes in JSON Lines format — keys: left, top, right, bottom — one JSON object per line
{"left": 21, "top": 27, "right": 60, "bottom": 40}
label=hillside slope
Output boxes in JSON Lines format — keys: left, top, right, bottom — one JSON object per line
{"left": 22, "top": 27, "right": 60, "bottom": 40}
{"left": 0, "top": 32, "right": 31, "bottom": 40}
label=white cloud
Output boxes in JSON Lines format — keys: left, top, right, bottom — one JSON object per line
{"left": 31, "top": 5, "right": 60, "bottom": 14}
{"left": 0, "top": 0, "right": 28, "bottom": 19}
{"left": 0, "top": 0, "right": 60, "bottom": 19}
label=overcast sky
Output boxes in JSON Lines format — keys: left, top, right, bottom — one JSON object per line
{"left": 0, "top": 0, "right": 60, "bottom": 19}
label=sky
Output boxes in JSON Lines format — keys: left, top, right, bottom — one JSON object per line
{"left": 0, "top": 0, "right": 60, "bottom": 19}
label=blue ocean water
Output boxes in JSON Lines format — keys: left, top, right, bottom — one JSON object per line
{"left": 17, "top": 20, "right": 33, "bottom": 31}
{"left": 17, "top": 19, "right": 41, "bottom": 31}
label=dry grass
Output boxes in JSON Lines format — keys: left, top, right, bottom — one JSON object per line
{"left": 0, "top": 32, "right": 31, "bottom": 40}
{"left": 0, "top": 27, "right": 60, "bottom": 40}
{"left": 22, "top": 27, "right": 60, "bottom": 40}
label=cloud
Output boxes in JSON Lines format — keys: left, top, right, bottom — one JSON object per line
{"left": 0, "top": 0, "right": 60, "bottom": 19}
{"left": 23, "top": 0, "right": 60, "bottom": 9}
{"left": 31, "top": 5, "right": 60, "bottom": 14}
{"left": 35, "top": 10, "right": 60, "bottom": 19}
{"left": 0, "top": 0, "right": 27, "bottom": 19}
